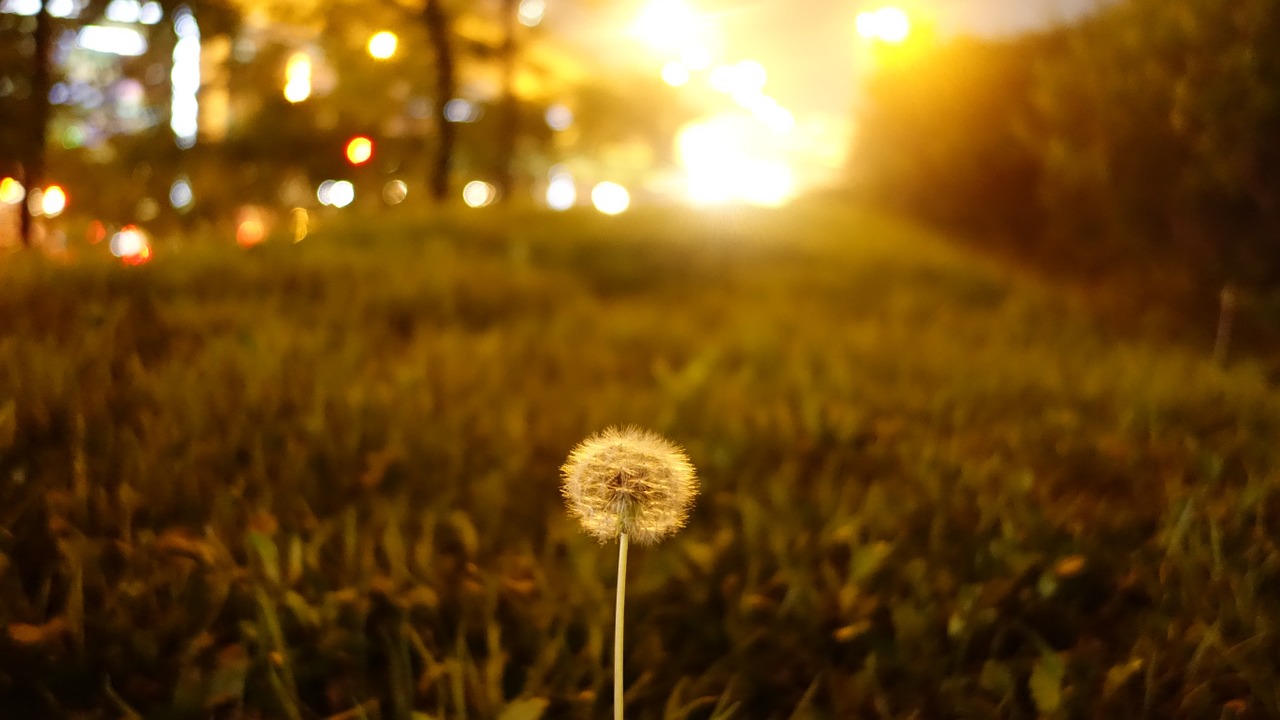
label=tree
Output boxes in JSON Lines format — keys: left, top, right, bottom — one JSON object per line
{"left": 422, "top": 0, "right": 456, "bottom": 201}
{"left": 1021, "top": 0, "right": 1280, "bottom": 281}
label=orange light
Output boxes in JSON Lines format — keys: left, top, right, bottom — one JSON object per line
{"left": 124, "top": 243, "right": 152, "bottom": 266}
{"left": 237, "top": 218, "right": 266, "bottom": 247}
{"left": 345, "top": 136, "right": 374, "bottom": 165}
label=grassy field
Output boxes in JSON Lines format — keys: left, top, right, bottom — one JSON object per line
{"left": 1, "top": 201, "right": 1278, "bottom": 719}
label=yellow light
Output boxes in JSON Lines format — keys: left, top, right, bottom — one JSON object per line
{"left": 110, "top": 225, "right": 151, "bottom": 264}
{"left": 290, "top": 207, "right": 308, "bottom": 242}
{"left": 41, "top": 185, "right": 67, "bottom": 217}
{"left": 236, "top": 207, "right": 266, "bottom": 247}
{"left": 857, "top": 7, "right": 910, "bottom": 43}
{"left": 345, "top": 136, "right": 374, "bottom": 165}
{"left": 546, "top": 174, "right": 576, "bottom": 210}
{"left": 0, "top": 177, "right": 24, "bottom": 204}
{"left": 680, "top": 44, "right": 712, "bottom": 70}
{"left": 462, "top": 180, "right": 496, "bottom": 208}
{"left": 633, "top": 0, "right": 701, "bottom": 53}
{"left": 709, "top": 60, "right": 767, "bottom": 98}
{"left": 383, "top": 179, "right": 408, "bottom": 205}
{"left": 591, "top": 182, "right": 630, "bottom": 215}
{"left": 677, "top": 114, "right": 796, "bottom": 207}
{"left": 284, "top": 51, "right": 312, "bottom": 103}
{"left": 367, "top": 31, "right": 397, "bottom": 60}
{"left": 661, "top": 61, "right": 690, "bottom": 87}
{"left": 518, "top": 0, "right": 544, "bottom": 27}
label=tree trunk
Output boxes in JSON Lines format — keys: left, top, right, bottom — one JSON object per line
{"left": 423, "top": 0, "right": 456, "bottom": 202}
{"left": 495, "top": 0, "right": 518, "bottom": 201}
{"left": 19, "top": 0, "right": 53, "bottom": 247}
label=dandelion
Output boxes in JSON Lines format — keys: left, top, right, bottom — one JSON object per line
{"left": 561, "top": 426, "right": 698, "bottom": 720}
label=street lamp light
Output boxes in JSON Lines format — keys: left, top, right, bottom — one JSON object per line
{"left": 367, "top": 31, "right": 398, "bottom": 60}
{"left": 856, "top": 6, "right": 910, "bottom": 43}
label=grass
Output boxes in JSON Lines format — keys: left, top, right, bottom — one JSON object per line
{"left": 1, "top": 199, "right": 1278, "bottom": 718}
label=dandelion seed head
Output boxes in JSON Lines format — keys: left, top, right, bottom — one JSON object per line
{"left": 561, "top": 426, "right": 698, "bottom": 545}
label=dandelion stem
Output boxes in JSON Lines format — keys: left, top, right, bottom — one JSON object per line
{"left": 614, "top": 531, "right": 629, "bottom": 720}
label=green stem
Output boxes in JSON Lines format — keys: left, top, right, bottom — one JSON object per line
{"left": 614, "top": 532, "right": 629, "bottom": 720}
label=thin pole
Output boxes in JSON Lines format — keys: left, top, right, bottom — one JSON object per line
{"left": 614, "top": 532, "right": 629, "bottom": 720}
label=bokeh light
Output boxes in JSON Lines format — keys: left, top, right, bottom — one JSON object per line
{"left": 284, "top": 52, "right": 312, "bottom": 103}
{"left": 367, "top": 31, "right": 397, "bottom": 60}
{"left": 678, "top": 115, "right": 796, "bottom": 207}
{"left": 383, "top": 179, "right": 408, "bottom": 205}
{"left": 680, "top": 44, "right": 712, "bottom": 70}
{"left": 546, "top": 174, "right": 576, "bottom": 210}
{"left": 857, "top": 7, "right": 911, "bottom": 43}
{"left": 317, "top": 180, "right": 334, "bottom": 205}
{"left": 0, "top": 178, "right": 24, "bottom": 205}
{"left": 105, "top": 0, "right": 140, "bottom": 23}
{"left": 170, "top": 8, "right": 200, "bottom": 149}
{"left": 633, "top": 0, "right": 702, "bottom": 54}
{"left": 236, "top": 207, "right": 267, "bottom": 247}
{"left": 462, "top": 181, "right": 497, "bottom": 208}
{"left": 327, "top": 180, "right": 355, "bottom": 208}
{"left": 444, "top": 98, "right": 479, "bottom": 123}
{"left": 41, "top": 185, "right": 67, "bottom": 218}
{"left": 591, "top": 182, "right": 630, "bottom": 215}
{"left": 345, "top": 136, "right": 374, "bottom": 165}
{"left": 661, "top": 61, "right": 690, "bottom": 87}
{"left": 26, "top": 188, "right": 44, "bottom": 217}
{"left": 518, "top": 0, "right": 544, "bottom": 27}
{"left": 169, "top": 177, "right": 193, "bottom": 210}
{"left": 545, "top": 104, "right": 573, "bottom": 131}
{"left": 87, "top": 220, "right": 106, "bottom": 244}
{"left": 76, "top": 26, "right": 148, "bottom": 56}
{"left": 110, "top": 225, "right": 152, "bottom": 264}
{"left": 137, "top": 197, "right": 160, "bottom": 221}
{"left": 290, "top": 207, "right": 308, "bottom": 242}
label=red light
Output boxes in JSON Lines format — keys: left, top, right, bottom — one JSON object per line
{"left": 345, "top": 136, "right": 373, "bottom": 165}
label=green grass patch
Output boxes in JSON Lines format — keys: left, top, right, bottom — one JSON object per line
{"left": 1, "top": 201, "right": 1278, "bottom": 718}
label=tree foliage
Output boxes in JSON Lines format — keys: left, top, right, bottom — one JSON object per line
{"left": 853, "top": 0, "right": 1280, "bottom": 286}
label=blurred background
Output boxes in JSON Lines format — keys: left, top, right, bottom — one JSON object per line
{"left": 5, "top": 0, "right": 1277, "bottom": 293}
{"left": 6, "top": 3, "right": 1280, "bottom": 718}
